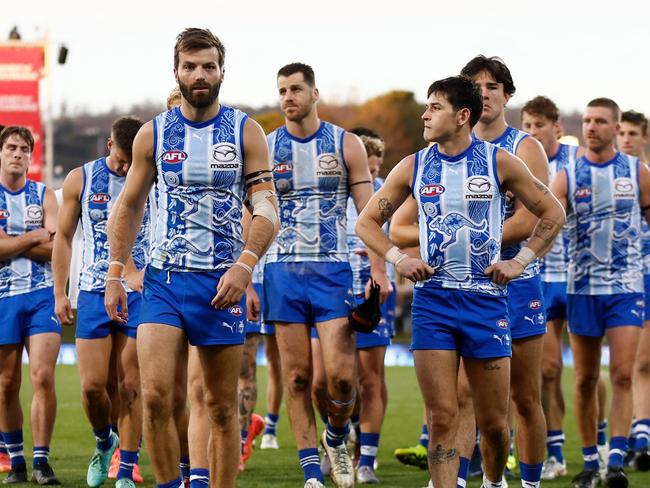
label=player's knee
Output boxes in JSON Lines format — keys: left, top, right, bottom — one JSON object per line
{"left": 206, "top": 397, "right": 237, "bottom": 430}
{"left": 610, "top": 365, "right": 633, "bottom": 391}
{"left": 635, "top": 355, "right": 650, "bottom": 377}
{"left": 359, "top": 374, "right": 380, "bottom": 401}
{"left": 30, "top": 366, "right": 54, "bottom": 393}
{"left": 0, "top": 372, "right": 21, "bottom": 399}
{"left": 330, "top": 374, "right": 354, "bottom": 397}
{"left": 542, "top": 357, "right": 562, "bottom": 384}
{"left": 428, "top": 408, "right": 458, "bottom": 437}
{"left": 141, "top": 382, "right": 174, "bottom": 419}
{"left": 286, "top": 369, "right": 311, "bottom": 395}
{"left": 480, "top": 421, "right": 509, "bottom": 451}
{"left": 119, "top": 372, "right": 141, "bottom": 402}
{"left": 575, "top": 370, "right": 599, "bottom": 396}
{"left": 512, "top": 390, "right": 541, "bottom": 419}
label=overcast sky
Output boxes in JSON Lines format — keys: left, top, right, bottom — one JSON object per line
{"left": 3, "top": 0, "right": 650, "bottom": 118}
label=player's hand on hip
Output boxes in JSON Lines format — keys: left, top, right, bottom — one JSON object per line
{"left": 368, "top": 272, "right": 393, "bottom": 304}
{"left": 124, "top": 270, "right": 144, "bottom": 293}
{"left": 212, "top": 265, "right": 251, "bottom": 310}
{"left": 246, "top": 283, "right": 260, "bottom": 322}
{"left": 104, "top": 280, "right": 129, "bottom": 324}
{"left": 54, "top": 293, "right": 74, "bottom": 325}
{"left": 484, "top": 260, "right": 524, "bottom": 285}
{"left": 396, "top": 258, "right": 436, "bottom": 283}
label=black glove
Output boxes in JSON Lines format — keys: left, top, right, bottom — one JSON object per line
{"left": 349, "top": 280, "right": 381, "bottom": 333}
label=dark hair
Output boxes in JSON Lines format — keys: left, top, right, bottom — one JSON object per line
{"left": 621, "top": 110, "right": 648, "bottom": 136}
{"left": 174, "top": 28, "right": 226, "bottom": 69}
{"left": 521, "top": 96, "right": 559, "bottom": 122}
{"left": 427, "top": 76, "right": 483, "bottom": 128}
{"left": 277, "top": 62, "right": 315, "bottom": 87}
{"left": 350, "top": 127, "right": 382, "bottom": 140}
{"left": 0, "top": 126, "right": 34, "bottom": 152}
{"left": 111, "top": 117, "right": 144, "bottom": 157}
{"left": 460, "top": 55, "right": 516, "bottom": 96}
{"left": 587, "top": 97, "right": 621, "bottom": 122}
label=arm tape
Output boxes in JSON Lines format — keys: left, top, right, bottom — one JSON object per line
{"left": 250, "top": 189, "right": 279, "bottom": 227}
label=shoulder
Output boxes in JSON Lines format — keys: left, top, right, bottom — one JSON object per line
{"left": 516, "top": 134, "right": 545, "bottom": 156}
{"left": 63, "top": 167, "right": 84, "bottom": 195}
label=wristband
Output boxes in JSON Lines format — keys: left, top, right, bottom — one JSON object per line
{"left": 512, "top": 247, "right": 536, "bottom": 268}
{"left": 241, "top": 249, "right": 259, "bottom": 263}
{"left": 109, "top": 261, "right": 125, "bottom": 269}
{"left": 233, "top": 261, "right": 253, "bottom": 275}
{"left": 106, "top": 277, "right": 125, "bottom": 287}
{"left": 385, "top": 246, "right": 408, "bottom": 267}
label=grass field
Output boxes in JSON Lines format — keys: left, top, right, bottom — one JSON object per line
{"left": 14, "top": 364, "right": 650, "bottom": 487}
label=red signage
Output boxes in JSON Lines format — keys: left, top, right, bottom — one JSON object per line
{"left": 0, "top": 43, "right": 45, "bottom": 181}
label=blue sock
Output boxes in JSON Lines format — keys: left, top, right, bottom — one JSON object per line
{"left": 179, "top": 456, "right": 190, "bottom": 480}
{"left": 117, "top": 449, "right": 138, "bottom": 480}
{"left": 419, "top": 424, "right": 429, "bottom": 448}
{"left": 0, "top": 441, "right": 7, "bottom": 455}
{"left": 264, "top": 413, "right": 279, "bottom": 436}
{"left": 546, "top": 430, "right": 565, "bottom": 463}
{"left": 358, "top": 432, "right": 379, "bottom": 468}
{"left": 582, "top": 445, "right": 599, "bottom": 471}
{"left": 241, "top": 430, "right": 248, "bottom": 454}
{"left": 519, "top": 461, "right": 542, "bottom": 487}
{"left": 320, "top": 414, "right": 328, "bottom": 426}
{"left": 597, "top": 420, "right": 607, "bottom": 446}
{"left": 457, "top": 456, "right": 469, "bottom": 488}
{"left": 629, "top": 419, "right": 639, "bottom": 451}
{"left": 33, "top": 446, "right": 49, "bottom": 467}
{"left": 157, "top": 477, "right": 182, "bottom": 488}
{"left": 189, "top": 468, "right": 209, "bottom": 488}
{"left": 608, "top": 436, "right": 627, "bottom": 468}
{"left": 351, "top": 414, "right": 361, "bottom": 439}
{"left": 93, "top": 425, "right": 112, "bottom": 451}
{"left": 2, "top": 430, "right": 25, "bottom": 468}
{"left": 298, "top": 448, "right": 323, "bottom": 482}
{"left": 110, "top": 423, "right": 119, "bottom": 437}
{"left": 634, "top": 419, "right": 650, "bottom": 451}
{"left": 325, "top": 422, "right": 349, "bottom": 448}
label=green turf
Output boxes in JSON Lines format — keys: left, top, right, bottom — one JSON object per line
{"left": 13, "top": 365, "right": 650, "bottom": 486}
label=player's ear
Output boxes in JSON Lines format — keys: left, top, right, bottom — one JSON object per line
{"left": 458, "top": 108, "right": 470, "bottom": 127}
{"left": 313, "top": 87, "right": 320, "bottom": 103}
{"left": 107, "top": 138, "right": 113, "bottom": 152}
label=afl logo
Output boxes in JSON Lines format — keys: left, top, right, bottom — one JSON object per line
{"left": 90, "top": 193, "right": 111, "bottom": 204}
{"left": 420, "top": 184, "right": 445, "bottom": 197}
{"left": 574, "top": 187, "right": 591, "bottom": 199}
{"left": 161, "top": 149, "right": 187, "bottom": 164}
{"left": 318, "top": 153, "right": 339, "bottom": 170}
{"left": 229, "top": 305, "right": 243, "bottom": 317}
{"left": 274, "top": 163, "right": 293, "bottom": 174}
{"left": 497, "top": 318, "right": 508, "bottom": 329}
{"left": 0, "top": 209, "right": 8, "bottom": 219}
{"left": 529, "top": 299, "right": 542, "bottom": 310}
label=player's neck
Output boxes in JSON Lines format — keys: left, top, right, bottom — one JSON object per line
{"left": 285, "top": 110, "right": 320, "bottom": 139}
{"left": 546, "top": 140, "right": 561, "bottom": 159}
{"left": 179, "top": 99, "right": 221, "bottom": 123}
{"left": 473, "top": 115, "right": 508, "bottom": 142}
{"left": 437, "top": 133, "right": 473, "bottom": 158}
{"left": 0, "top": 172, "right": 26, "bottom": 192}
{"left": 585, "top": 145, "right": 617, "bottom": 163}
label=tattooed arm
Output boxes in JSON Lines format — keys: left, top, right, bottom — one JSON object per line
{"left": 485, "top": 148, "right": 565, "bottom": 284}
{"left": 501, "top": 136, "right": 550, "bottom": 249}
{"left": 356, "top": 155, "right": 435, "bottom": 283}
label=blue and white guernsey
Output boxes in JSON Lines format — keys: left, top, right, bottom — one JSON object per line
{"left": 412, "top": 140, "right": 507, "bottom": 296}
{"left": 150, "top": 106, "right": 247, "bottom": 272}
{"left": 0, "top": 180, "right": 52, "bottom": 298}
{"left": 266, "top": 121, "right": 349, "bottom": 263}
{"left": 540, "top": 144, "right": 579, "bottom": 283}
{"left": 79, "top": 157, "right": 150, "bottom": 292}
{"left": 485, "top": 126, "right": 540, "bottom": 280}
{"left": 566, "top": 152, "right": 643, "bottom": 295}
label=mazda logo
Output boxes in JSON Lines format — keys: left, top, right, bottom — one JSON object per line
{"left": 212, "top": 143, "right": 237, "bottom": 162}
{"left": 318, "top": 154, "right": 339, "bottom": 170}
{"left": 467, "top": 176, "right": 491, "bottom": 193}
{"left": 615, "top": 179, "right": 633, "bottom": 192}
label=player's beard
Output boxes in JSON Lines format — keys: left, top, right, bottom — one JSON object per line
{"left": 179, "top": 78, "right": 222, "bottom": 108}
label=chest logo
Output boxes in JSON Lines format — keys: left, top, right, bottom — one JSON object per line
{"left": 465, "top": 176, "right": 492, "bottom": 200}
{"left": 614, "top": 178, "right": 635, "bottom": 198}
{"left": 274, "top": 162, "right": 293, "bottom": 174}
{"left": 0, "top": 209, "right": 9, "bottom": 219}
{"left": 25, "top": 205, "right": 43, "bottom": 222}
{"left": 161, "top": 149, "right": 188, "bottom": 164}
{"left": 420, "top": 184, "right": 445, "bottom": 197}
{"left": 574, "top": 187, "right": 591, "bottom": 199}
{"left": 90, "top": 193, "right": 111, "bottom": 205}
{"left": 317, "top": 153, "right": 343, "bottom": 177}
{"left": 211, "top": 143, "right": 240, "bottom": 171}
